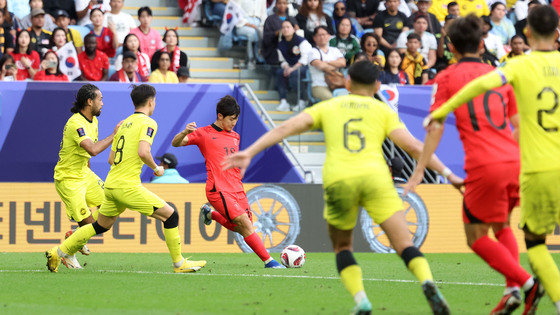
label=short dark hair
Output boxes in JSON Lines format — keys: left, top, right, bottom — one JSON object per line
{"left": 72, "top": 84, "right": 99, "bottom": 113}
{"left": 130, "top": 84, "right": 156, "bottom": 108}
{"left": 414, "top": 14, "right": 429, "bottom": 23}
{"left": 528, "top": 5, "right": 559, "bottom": 38}
{"left": 528, "top": 0, "right": 541, "bottom": 7}
{"left": 447, "top": 1, "right": 458, "bottom": 8}
{"left": 448, "top": 14, "right": 483, "bottom": 54}
{"left": 490, "top": 2, "right": 505, "bottom": 12}
{"left": 216, "top": 95, "right": 240, "bottom": 118}
{"left": 348, "top": 60, "right": 380, "bottom": 85}
{"left": 407, "top": 33, "right": 422, "bottom": 42}
{"left": 138, "top": 6, "right": 152, "bottom": 16}
{"left": 313, "top": 25, "right": 329, "bottom": 36}
{"left": 360, "top": 32, "right": 380, "bottom": 52}
{"left": 84, "top": 33, "right": 96, "bottom": 44}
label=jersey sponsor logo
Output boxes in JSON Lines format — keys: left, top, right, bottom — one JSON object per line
{"left": 77, "top": 127, "right": 86, "bottom": 137}
{"left": 147, "top": 127, "right": 154, "bottom": 137}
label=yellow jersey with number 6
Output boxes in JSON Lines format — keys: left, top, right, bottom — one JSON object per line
{"left": 497, "top": 51, "right": 560, "bottom": 174}
{"left": 105, "top": 112, "right": 158, "bottom": 188}
{"left": 304, "top": 94, "right": 405, "bottom": 187}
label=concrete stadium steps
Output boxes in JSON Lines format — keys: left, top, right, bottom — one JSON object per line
{"left": 129, "top": 0, "right": 180, "bottom": 8}
{"left": 135, "top": 16, "right": 184, "bottom": 27}
{"left": 189, "top": 69, "right": 269, "bottom": 79}
{"left": 189, "top": 57, "right": 233, "bottom": 69}
{"left": 154, "top": 27, "right": 219, "bottom": 37}
{"left": 123, "top": 6, "right": 183, "bottom": 16}
{"left": 178, "top": 36, "right": 218, "bottom": 47}
{"left": 253, "top": 90, "right": 279, "bottom": 100}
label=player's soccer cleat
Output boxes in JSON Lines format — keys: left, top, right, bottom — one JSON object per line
{"left": 264, "top": 259, "right": 286, "bottom": 269}
{"left": 351, "top": 297, "right": 372, "bottom": 315}
{"left": 173, "top": 258, "right": 207, "bottom": 273}
{"left": 45, "top": 247, "right": 61, "bottom": 273}
{"left": 522, "top": 278, "right": 544, "bottom": 315}
{"left": 65, "top": 230, "right": 91, "bottom": 255}
{"left": 490, "top": 290, "right": 522, "bottom": 315}
{"left": 61, "top": 254, "right": 83, "bottom": 269}
{"left": 200, "top": 204, "right": 213, "bottom": 226}
{"left": 422, "top": 281, "right": 450, "bottom": 315}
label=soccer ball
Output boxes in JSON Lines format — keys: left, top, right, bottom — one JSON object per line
{"left": 280, "top": 245, "right": 306, "bottom": 268}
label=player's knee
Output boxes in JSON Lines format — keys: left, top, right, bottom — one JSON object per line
{"left": 163, "top": 210, "right": 179, "bottom": 229}
{"left": 336, "top": 249, "right": 357, "bottom": 273}
{"left": 401, "top": 246, "right": 424, "bottom": 267}
{"left": 92, "top": 221, "right": 109, "bottom": 235}
{"left": 525, "top": 238, "right": 546, "bottom": 250}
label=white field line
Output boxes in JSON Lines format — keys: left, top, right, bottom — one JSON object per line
{"left": 0, "top": 269, "right": 502, "bottom": 287}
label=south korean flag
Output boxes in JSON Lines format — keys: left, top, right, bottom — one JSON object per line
{"left": 56, "top": 42, "right": 82, "bottom": 81}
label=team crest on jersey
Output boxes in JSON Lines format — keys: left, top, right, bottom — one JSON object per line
{"left": 77, "top": 128, "right": 86, "bottom": 137}
{"left": 104, "top": 35, "right": 110, "bottom": 43}
{"left": 147, "top": 127, "right": 154, "bottom": 137}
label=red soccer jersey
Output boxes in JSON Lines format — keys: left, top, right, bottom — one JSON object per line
{"left": 10, "top": 51, "right": 40, "bottom": 80}
{"left": 90, "top": 27, "right": 116, "bottom": 58}
{"left": 187, "top": 124, "right": 244, "bottom": 193}
{"left": 78, "top": 50, "right": 109, "bottom": 81}
{"left": 431, "top": 58, "right": 519, "bottom": 172}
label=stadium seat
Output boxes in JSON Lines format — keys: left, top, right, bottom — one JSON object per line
{"left": 202, "top": 0, "right": 222, "bottom": 27}
{"left": 304, "top": 70, "right": 320, "bottom": 105}
{"left": 68, "top": 25, "right": 91, "bottom": 41}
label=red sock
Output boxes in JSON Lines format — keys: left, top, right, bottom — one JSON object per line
{"left": 211, "top": 211, "right": 236, "bottom": 231}
{"left": 495, "top": 227, "right": 521, "bottom": 287}
{"left": 472, "top": 235, "right": 531, "bottom": 286}
{"left": 244, "top": 232, "right": 271, "bottom": 262}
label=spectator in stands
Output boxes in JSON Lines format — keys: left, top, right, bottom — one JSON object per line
{"left": 0, "top": 53, "right": 17, "bottom": 80}
{"left": 75, "top": 0, "right": 110, "bottom": 26}
{"left": 0, "top": 9, "right": 14, "bottom": 55}
{"left": 460, "top": 0, "right": 489, "bottom": 16}
{"left": 235, "top": 0, "right": 267, "bottom": 70}
{"left": 78, "top": 33, "right": 109, "bottom": 81}
{"left": 360, "top": 33, "right": 385, "bottom": 66}
{"left": 329, "top": 17, "right": 360, "bottom": 66}
{"left": 34, "top": 50, "right": 69, "bottom": 81}
{"left": 109, "top": 50, "right": 146, "bottom": 82}
{"left": 28, "top": 8, "right": 51, "bottom": 57}
{"left": 151, "top": 153, "right": 189, "bottom": 184}
{"left": 1, "top": 0, "right": 17, "bottom": 36}
{"left": 208, "top": 0, "right": 227, "bottom": 19}
{"left": 18, "top": 0, "right": 56, "bottom": 31}
{"left": 263, "top": 0, "right": 298, "bottom": 65}
{"left": 499, "top": 34, "right": 525, "bottom": 64}
{"left": 351, "top": 51, "right": 369, "bottom": 63}
{"left": 480, "top": 43, "right": 500, "bottom": 66}
{"left": 401, "top": 33, "right": 427, "bottom": 84}
{"left": 150, "top": 29, "right": 187, "bottom": 73}
{"left": 104, "top": 0, "right": 136, "bottom": 45}
{"left": 89, "top": 8, "right": 117, "bottom": 58}
{"left": 10, "top": 29, "right": 40, "bottom": 80}
{"left": 54, "top": 10, "right": 83, "bottom": 53}
{"left": 396, "top": 14, "right": 437, "bottom": 68}
{"left": 177, "top": 66, "right": 189, "bottom": 83}
{"left": 308, "top": 26, "right": 345, "bottom": 101}
{"left": 481, "top": 15, "right": 505, "bottom": 59}
{"left": 49, "top": 27, "right": 68, "bottom": 51}
{"left": 149, "top": 51, "right": 179, "bottom": 83}
{"left": 115, "top": 33, "right": 150, "bottom": 78}
{"left": 44, "top": 0, "right": 77, "bottom": 23}
{"left": 296, "top": 0, "right": 335, "bottom": 46}
{"left": 346, "top": 0, "right": 379, "bottom": 30}
{"left": 429, "top": 0, "right": 455, "bottom": 22}
{"left": 447, "top": 1, "right": 459, "bottom": 17}
{"left": 515, "top": 0, "right": 540, "bottom": 46}
{"left": 373, "top": 0, "right": 410, "bottom": 54}
{"left": 435, "top": 14, "right": 457, "bottom": 70}
{"left": 130, "top": 6, "right": 163, "bottom": 59}
{"left": 409, "top": 0, "right": 441, "bottom": 38}
{"left": 275, "top": 20, "right": 311, "bottom": 111}
{"left": 380, "top": 48, "right": 410, "bottom": 84}
{"left": 332, "top": 1, "right": 358, "bottom": 35}
{"left": 488, "top": 2, "right": 514, "bottom": 45}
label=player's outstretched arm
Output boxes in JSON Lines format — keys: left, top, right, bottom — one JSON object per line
{"left": 510, "top": 113, "right": 520, "bottom": 143}
{"left": 171, "top": 122, "right": 197, "bottom": 147}
{"left": 138, "top": 140, "right": 164, "bottom": 176}
{"left": 224, "top": 112, "right": 315, "bottom": 176}
{"left": 80, "top": 120, "right": 123, "bottom": 156}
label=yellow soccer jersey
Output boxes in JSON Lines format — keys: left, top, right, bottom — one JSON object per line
{"left": 459, "top": 0, "right": 489, "bottom": 17}
{"left": 104, "top": 112, "right": 158, "bottom": 188}
{"left": 304, "top": 94, "right": 405, "bottom": 187}
{"left": 54, "top": 113, "right": 98, "bottom": 181}
{"left": 429, "top": 0, "right": 454, "bottom": 22}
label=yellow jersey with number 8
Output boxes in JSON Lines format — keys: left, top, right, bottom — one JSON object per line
{"left": 304, "top": 94, "right": 405, "bottom": 187}
{"left": 105, "top": 112, "right": 158, "bottom": 188}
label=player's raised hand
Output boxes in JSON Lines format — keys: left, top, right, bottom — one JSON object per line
{"left": 448, "top": 173, "right": 465, "bottom": 194}
{"left": 113, "top": 120, "right": 124, "bottom": 135}
{"left": 404, "top": 168, "right": 424, "bottom": 196}
{"left": 153, "top": 165, "right": 165, "bottom": 177}
{"left": 185, "top": 122, "right": 197, "bottom": 134}
{"left": 223, "top": 150, "right": 251, "bottom": 178}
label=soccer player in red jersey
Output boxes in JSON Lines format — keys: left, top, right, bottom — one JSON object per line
{"left": 172, "top": 95, "right": 285, "bottom": 268}
{"left": 405, "top": 14, "right": 542, "bottom": 315}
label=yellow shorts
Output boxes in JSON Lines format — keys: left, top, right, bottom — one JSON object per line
{"left": 323, "top": 174, "right": 403, "bottom": 230}
{"left": 99, "top": 185, "right": 166, "bottom": 217}
{"left": 55, "top": 171, "right": 104, "bottom": 222}
{"left": 519, "top": 170, "right": 560, "bottom": 235}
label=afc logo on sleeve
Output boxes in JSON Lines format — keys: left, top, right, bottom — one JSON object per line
{"left": 77, "top": 128, "right": 86, "bottom": 137}
{"left": 147, "top": 127, "right": 154, "bottom": 137}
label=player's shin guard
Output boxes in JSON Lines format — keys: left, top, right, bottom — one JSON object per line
{"left": 244, "top": 232, "right": 271, "bottom": 262}
{"left": 401, "top": 246, "right": 433, "bottom": 283}
{"left": 336, "top": 250, "right": 366, "bottom": 301}
{"left": 495, "top": 227, "right": 521, "bottom": 287}
{"left": 163, "top": 211, "right": 183, "bottom": 264}
{"left": 60, "top": 223, "right": 104, "bottom": 256}
{"left": 211, "top": 211, "right": 236, "bottom": 231}
{"left": 526, "top": 240, "right": 560, "bottom": 303}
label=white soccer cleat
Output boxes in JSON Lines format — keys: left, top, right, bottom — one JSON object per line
{"left": 61, "top": 254, "right": 83, "bottom": 269}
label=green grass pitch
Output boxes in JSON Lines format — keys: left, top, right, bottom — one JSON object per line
{"left": 0, "top": 252, "right": 558, "bottom": 314}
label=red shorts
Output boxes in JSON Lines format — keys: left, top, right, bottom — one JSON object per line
{"left": 206, "top": 191, "right": 252, "bottom": 223}
{"left": 463, "top": 161, "right": 519, "bottom": 224}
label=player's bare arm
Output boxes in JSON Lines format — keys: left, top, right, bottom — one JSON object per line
{"left": 80, "top": 120, "right": 123, "bottom": 156}
{"left": 171, "top": 122, "right": 197, "bottom": 147}
{"left": 138, "top": 140, "right": 164, "bottom": 176}
{"left": 510, "top": 113, "right": 520, "bottom": 142}
{"left": 108, "top": 150, "right": 115, "bottom": 165}
{"left": 224, "top": 112, "right": 314, "bottom": 176}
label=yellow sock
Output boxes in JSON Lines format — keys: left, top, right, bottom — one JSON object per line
{"left": 91, "top": 208, "right": 99, "bottom": 221}
{"left": 60, "top": 224, "right": 96, "bottom": 255}
{"left": 340, "top": 265, "right": 365, "bottom": 296}
{"left": 408, "top": 257, "right": 434, "bottom": 283}
{"left": 528, "top": 244, "right": 560, "bottom": 302}
{"left": 163, "top": 227, "right": 184, "bottom": 264}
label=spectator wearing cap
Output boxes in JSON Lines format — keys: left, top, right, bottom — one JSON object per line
{"left": 409, "top": 0, "right": 441, "bottom": 38}
{"left": 396, "top": 14, "right": 437, "bottom": 68}
{"left": 177, "top": 66, "right": 189, "bottom": 83}
{"left": 129, "top": 6, "right": 164, "bottom": 59}
{"left": 151, "top": 153, "right": 189, "bottom": 184}
{"left": 75, "top": 0, "right": 110, "bottom": 26}
{"left": 109, "top": 50, "right": 146, "bottom": 82}
{"left": 28, "top": 8, "right": 52, "bottom": 57}
{"left": 44, "top": 0, "right": 77, "bottom": 23}
{"left": 54, "top": 9, "right": 82, "bottom": 53}
{"left": 103, "top": 0, "right": 136, "bottom": 45}
{"left": 77, "top": 33, "right": 109, "bottom": 81}
{"left": 17, "top": 0, "right": 56, "bottom": 31}
{"left": 481, "top": 15, "right": 505, "bottom": 59}
{"left": 346, "top": 0, "right": 379, "bottom": 30}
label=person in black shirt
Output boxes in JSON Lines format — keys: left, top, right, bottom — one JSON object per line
{"left": 295, "top": 0, "right": 334, "bottom": 45}
{"left": 373, "top": 0, "right": 410, "bottom": 54}
{"left": 263, "top": 0, "right": 298, "bottom": 65}
{"left": 43, "top": 0, "right": 77, "bottom": 23}
{"left": 28, "top": 8, "right": 51, "bottom": 57}
{"left": 515, "top": 0, "right": 540, "bottom": 49}
{"left": 346, "top": 0, "right": 380, "bottom": 30}
{"left": 0, "top": 9, "right": 14, "bottom": 56}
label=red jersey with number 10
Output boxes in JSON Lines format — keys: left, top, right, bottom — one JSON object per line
{"left": 187, "top": 124, "right": 244, "bottom": 192}
{"left": 430, "top": 58, "right": 519, "bottom": 172}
